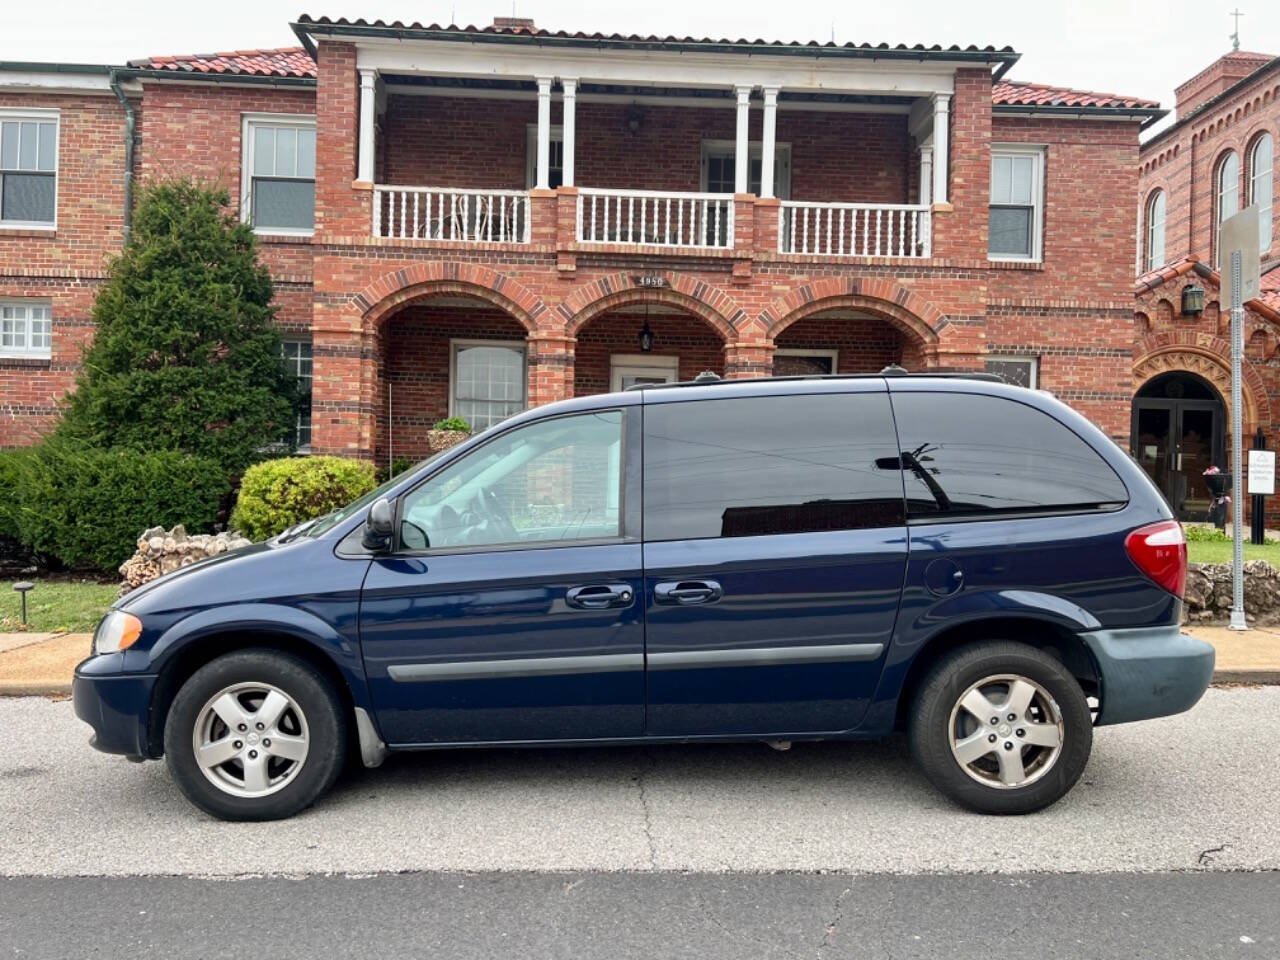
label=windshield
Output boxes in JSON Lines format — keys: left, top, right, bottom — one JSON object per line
{"left": 303, "top": 451, "right": 448, "bottom": 538}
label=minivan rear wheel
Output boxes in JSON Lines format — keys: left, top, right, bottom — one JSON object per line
{"left": 908, "top": 641, "right": 1092, "bottom": 814}
{"left": 164, "top": 649, "right": 346, "bottom": 821}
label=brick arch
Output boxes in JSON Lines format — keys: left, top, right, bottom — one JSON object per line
{"left": 1133, "top": 336, "right": 1270, "bottom": 435}
{"left": 558, "top": 272, "right": 746, "bottom": 341}
{"left": 761, "top": 279, "right": 943, "bottom": 347}
{"left": 352, "top": 262, "right": 546, "bottom": 333}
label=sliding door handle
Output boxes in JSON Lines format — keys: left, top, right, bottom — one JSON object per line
{"left": 654, "top": 580, "right": 723, "bottom": 605}
{"left": 566, "top": 584, "right": 634, "bottom": 610}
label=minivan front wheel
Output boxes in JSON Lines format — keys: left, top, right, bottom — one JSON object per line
{"left": 164, "top": 649, "right": 347, "bottom": 821}
{"left": 909, "top": 641, "right": 1092, "bottom": 814}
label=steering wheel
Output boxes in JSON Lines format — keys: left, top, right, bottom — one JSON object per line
{"left": 465, "top": 488, "right": 518, "bottom": 543}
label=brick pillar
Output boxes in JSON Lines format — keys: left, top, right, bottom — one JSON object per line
{"left": 311, "top": 322, "right": 371, "bottom": 459}
{"left": 930, "top": 68, "right": 991, "bottom": 257}
{"left": 753, "top": 197, "right": 780, "bottom": 255}
{"left": 556, "top": 186, "right": 578, "bottom": 274}
{"left": 529, "top": 189, "right": 558, "bottom": 247}
{"left": 314, "top": 41, "right": 369, "bottom": 242}
{"left": 725, "top": 340, "right": 773, "bottom": 379}
{"left": 528, "top": 333, "right": 575, "bottom": 407}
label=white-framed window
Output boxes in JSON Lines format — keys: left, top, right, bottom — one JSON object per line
{"left": 241, "top": 114, "right": 316, "bottom": 235}
{"left": 773, "top": 348, "right": 838, "bottom": 376}
{"left": 610, "top": 353, "right": 678, "bottom": 391}
{"left": 525, "top": 125, "right": 564, "bottom": 189}
{"left": 0, "top": 109, "right": 58, "bottom": 228}
{"left": 984, "top": 356, "right": 1039, "bottom": 389}
{"left": 1251, "top": 133, "right": 1274, "bottom": 253}
{"left": 989, "top": 146, "right": 1045, "bottom": 262}
{"left": 450, "top": 339, "right": 527, "bottom": 431}
{"left": 1145, "top": 189, "right": 1167, "bottom": 272}
{"left": 700, "top": 140, "right": 792, "bottom": 198}
{"left": 1215, "top": 150, "right": 1240, "bottom": 267}
{"left": 282, "top": 338, "right": 313, "bottom": 450}
{"left": 0, "top": 300, "right": 52, "bottom": 359}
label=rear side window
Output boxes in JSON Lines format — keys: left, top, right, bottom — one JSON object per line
{"left": 643, "top": 392, "right": 905, "bottom": 541}
{"left": 890, "top": 392, "right": 1127, "bottom": 518}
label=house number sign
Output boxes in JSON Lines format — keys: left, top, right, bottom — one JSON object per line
{"left": 633, "top": 275, "right": 668, "bottom": 288}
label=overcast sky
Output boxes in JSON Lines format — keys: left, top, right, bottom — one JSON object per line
{"left": 7, "top": 0, "right": 1280, "bottom": 136}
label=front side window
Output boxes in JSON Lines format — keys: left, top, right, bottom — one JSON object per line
{"left": 989, "top": 147, "right": 1044, "bottom": 261}
{"left": 243, "top": 117, "right": 316, "bottom": 233}
{"left": 400, "top": 409, "right": 623, "bottom": 550}
{"left": 451, "top": 340, "right": 526, "bottom": 431}
{"left": 1216, "top": 150, "right": 1240, "bottom": 266}
{"left": 0, "top": 301, "right": 52, "bottom": 359}
{"left": 0, "top": 114, "right": 57, "bottom": 226}
{"left": 1251, "top": 133, "right": 1274, "bottom": 252}
{"left": 525, "top": 126, "right": 564, "bottom": 188}
{"left": 1145, "top": 189, "right": 1166, "bottom": 272}
{"left": 643, "top": 392, "right": 905, "bottom": 541}
{"left": 282, "top": 339, "right": 313, "bottom": 449}
{"left": 891, "top": 392, "right": 1127, "bottom": 518}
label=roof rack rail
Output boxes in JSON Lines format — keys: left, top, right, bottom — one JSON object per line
{"left": 624, "top": 369, "right": 1007, "bottom": 391}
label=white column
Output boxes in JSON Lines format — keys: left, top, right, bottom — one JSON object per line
{"left": 357, "top": 68, "right": 377, "bottom": 183}
{"left": 535, "top": 76, "right": 553, "bottom": 190}
{"left": 561, "top": 78, "right": 577, "bottom": 187}
{"left": 734, "top": 84, "right": 752, "bottom": 194}
{"left": 931, "top": 93, "right": 950, "bottom": 206}
{"left": 918, "top": 142, "right": 933, "bottom": 205}
{"left": 760, "top": 86, "right": 779, "bottom": 199}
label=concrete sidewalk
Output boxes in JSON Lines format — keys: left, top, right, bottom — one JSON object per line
{"left": 0, "top": 625, "right": 1276, "bottom": 698}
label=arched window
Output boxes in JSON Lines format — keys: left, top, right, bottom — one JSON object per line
{"left": 1216, "top": 151, "right": 1240, "bottom": 266}
{"left": 1251, "top": 133, "right": 1274, "bottom": 252}
{"left": 1145, "top": 189, "right": 1166, "bottom": 272}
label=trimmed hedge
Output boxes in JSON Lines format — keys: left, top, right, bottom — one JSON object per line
{"left": 9, "top": 441, "right": 230, "bottom": 572}
{"left": 231, "top": 456, "right": 377, "bottom": 542}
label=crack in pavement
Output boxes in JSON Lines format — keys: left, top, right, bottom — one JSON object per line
{"left": 1198, "top": 843, "right": 1230, "bottom": 867}
{"left": 633, "top": 752, "right": 658, "bottom": 870}
{"left": 816, "top": 884, "right": 852, "bottom": 957}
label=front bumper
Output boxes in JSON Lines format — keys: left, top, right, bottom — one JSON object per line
{"left": 1080, "top": 625, "right": 1215, "bottom": 726}
{"left": 72, "top": 655, "right": 157, "bottom": 759}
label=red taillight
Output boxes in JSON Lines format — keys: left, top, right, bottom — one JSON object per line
{"left": 1125, "top": 520, "right": 1187, "bottom": 597}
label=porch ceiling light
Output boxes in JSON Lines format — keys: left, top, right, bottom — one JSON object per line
{"left": 1181, "top": 285, "right": 1206, "bottom": 317}
{"left": 639, "top": 319, "right": 655, "bottom": 353}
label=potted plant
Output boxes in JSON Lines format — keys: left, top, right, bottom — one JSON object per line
{"left": 427, "top": 416, "right": 472, "bottom": 453}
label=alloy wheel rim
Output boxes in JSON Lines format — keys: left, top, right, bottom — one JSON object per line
{"left": 192, "top": 682, "right": 310, "bottom": 799}
{"left": 947, "top": 673, "right": 1065, "bottom": 790}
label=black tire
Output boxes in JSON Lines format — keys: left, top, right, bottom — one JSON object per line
{"left": 908, "top": 641, "right": 1092, "bottom": 815}
{"left": 164, "top": 649, "right": 347, "bottom": 821}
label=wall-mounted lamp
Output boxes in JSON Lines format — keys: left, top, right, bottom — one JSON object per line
{"left": 625, "top": 105, "right": 646, "bottom": 136}
{"left": 1182, "top": 284, "right": 1206, "bottom": 317}
{"left": 638, "top": 318, "right": 655, "bottom": 353}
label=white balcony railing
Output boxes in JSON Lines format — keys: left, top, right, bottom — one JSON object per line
{"left": 779, "top": 202, "right": 931, "bottom": 258}
{"left": 373, "top": 185, "right": 531, "bottom": 242}
{"left": 577, "top": 188, "right": 734, "bottom": 249}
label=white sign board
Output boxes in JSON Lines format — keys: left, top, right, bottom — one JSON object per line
{"left": 1248, "top": 449, "right": 1275, "bottom": 496}
{"left": 1220, "top": 205, "right": 1262, "bottom": 308}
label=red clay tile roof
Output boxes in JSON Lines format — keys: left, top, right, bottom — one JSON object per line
{"left": 131, "top": 47, "right": 315, "bottom": 78}
{"left": 1137, "top": 256, "right": 1280, "bottom": 321}
{"left": 1262, "top": 263, "right": 1280, "bottom": 313}
{"left": 293, "top": 15, "right": 1016, "bottom": 55}
{"left": 993, "top": 80, "right": 1159, "bottom": 110}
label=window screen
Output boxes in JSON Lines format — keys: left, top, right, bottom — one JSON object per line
{"left": 890, "top": 392, "right": 1127, "bottom": 517}
{"left": 643, "top": 392, "right": 905, "bottom": 541}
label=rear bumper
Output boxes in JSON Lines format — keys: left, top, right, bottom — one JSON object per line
{"left": 1080, "top": 625, "right": 1215, "bottom": 726}
{"left": 72, "top": 656, "right": 157, "bottom": 759}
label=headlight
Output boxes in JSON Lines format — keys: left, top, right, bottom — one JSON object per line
{"left": 93, "top": 610, "right": 142, "bottom": 655}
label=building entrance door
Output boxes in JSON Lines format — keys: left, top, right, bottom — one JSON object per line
{"left": 1131, "top": 372, "right": 1226, "bottom": 521}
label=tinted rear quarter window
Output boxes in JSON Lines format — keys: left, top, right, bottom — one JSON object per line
{"left": 643, "top": 392, "right": 905, "bottom": 541}
{"left": 890, "top": 392, "right": 1127, "bottom": 517}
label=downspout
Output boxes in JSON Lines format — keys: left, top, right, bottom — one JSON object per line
{"left": 109, "top": 69, "right": 136, "bottom": 243}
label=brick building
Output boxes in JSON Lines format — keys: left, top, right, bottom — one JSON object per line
{"left": 1135, "top": 48, "right": 1280, "bottom": 520}
{"left": 1, "top": 16, "right": 1164, "bottom": 467}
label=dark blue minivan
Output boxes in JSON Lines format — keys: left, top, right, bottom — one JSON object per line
{"left": 74, "top": 373, "right": 1214, "bottom": 820}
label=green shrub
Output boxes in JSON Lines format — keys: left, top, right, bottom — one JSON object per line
{"left": 432, "top": 416, "right": 471, "bottom": 432}
{"left": 10, "top": 440, "right": 229, "bottom": 572}
{"left": 1183, "top": 524, "right": 1231, "bottom": 543}
{"left": 0, "top": 449, "right": 34, "bottom": 542}
{"left": 231, "top": 456, "right": 377, "bottom": 541}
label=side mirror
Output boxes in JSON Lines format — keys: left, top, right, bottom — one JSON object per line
{"left": 362, "top": 497, "right": 395, "bottom": 551}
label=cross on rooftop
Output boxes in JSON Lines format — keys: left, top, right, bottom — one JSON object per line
{"left": 1230, "top": 8, "right": 1244, "bottom": 51}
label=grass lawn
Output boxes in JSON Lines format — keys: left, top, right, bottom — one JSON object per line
{"left": 0, "top": 579, "right": 117, "bottom": 633}
{"left": 1186, "top": 539, "right": 1280, "bottom": 566}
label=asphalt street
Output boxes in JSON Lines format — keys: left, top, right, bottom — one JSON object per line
{"left": 2, "top": 689, "right": 1278, "bottom": 958}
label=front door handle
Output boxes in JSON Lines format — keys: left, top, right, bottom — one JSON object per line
{"left": 566, "top": 583, "right": 634, "bottom": 610}
{"left": 654, "top": 580, "right": 723, "bottom": 605}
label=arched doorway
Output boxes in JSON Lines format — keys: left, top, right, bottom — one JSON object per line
{"left": 572, "top": 303, "right": 727, "bottom": 395}
{"left": 770, "top": 308, "right": 932, "bottom": 375}
{"left": 1132, "top": 371, "right": 1226, "bottom": 520}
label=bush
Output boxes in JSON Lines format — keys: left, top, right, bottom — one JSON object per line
{"left": 0, "top": 449, "right": 34, "bottom": 543}
{"left": 432, "top": 416, "right": 471, "bottom": 432}
{"left": 9, "top": 440, "right": 230, "bottom": 573}
{"left": 231, "top": 456, "right": 377, "bottom": 541}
